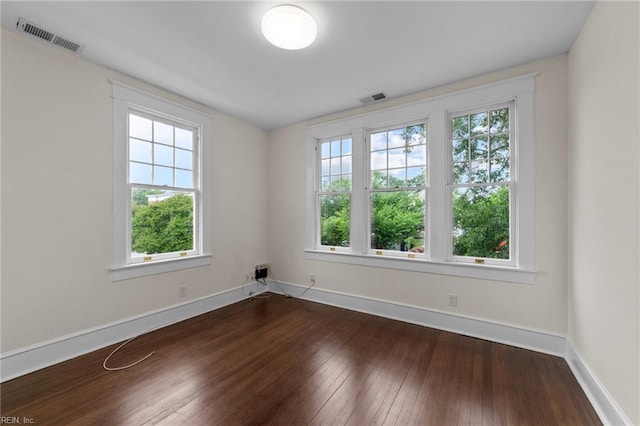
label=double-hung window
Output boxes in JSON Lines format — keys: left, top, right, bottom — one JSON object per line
{"left": 318, "top": 136, "right": 352, "bottom": 249}
{"left": 306, "top": 75, "right": 535, "bottom": 284}
{"left": 111, "top": 82, "right": 211, "bottom": 281}
{"left": 368, "top": 123, "right": 427, "bottom": 255}
{"left": 449, "top": 103, "right": 513, "bottom": 266}
{"left": 128, "top": 112, "right": 198, "bottom": 262}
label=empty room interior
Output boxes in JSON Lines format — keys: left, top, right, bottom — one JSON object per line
{"left": 1, "top": 1, "right": 639, "bottom": 425}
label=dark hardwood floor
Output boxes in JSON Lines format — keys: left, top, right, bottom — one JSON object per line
{"left": 1, "top": 294, "right": 600, "bottom": 425}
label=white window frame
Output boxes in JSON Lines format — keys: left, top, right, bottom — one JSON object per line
{"left": 447, "top": 101, "right": 515, "bottom": 267}
{"left": 111, "top": 81, "right": 211, "bottom": 281}
{"left": 316, "top": 134, "right": 353, "bottom": 253}
{"left": 305, "top": 74, "right": 535, "bottom": 284}
{"left": 365, "top": 119, "right": 429, "bottom": 259}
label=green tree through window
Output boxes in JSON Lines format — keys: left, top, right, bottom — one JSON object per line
{"left": 131, "top": 190, "right": 194, "bottom": 255}
{"left": 450, "top": 106, "right": 511, "bottom": 260}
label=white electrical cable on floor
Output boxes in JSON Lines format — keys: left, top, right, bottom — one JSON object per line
{"left": 102, "top": 334, "right": 156, "bottom": 371}
{"left": 103, "top": 275, "right": 277, "bottom": 371}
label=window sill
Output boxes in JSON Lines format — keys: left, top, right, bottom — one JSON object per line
{"left": 111, "top": 254, "right": 212, "bottom": 282}
{"left": 304, "top": 250, "right": 535, "bottom": 284}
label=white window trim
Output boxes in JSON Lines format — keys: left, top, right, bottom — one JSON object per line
{"left": 446, "top": 101, "right": 515, "bottom": 268}
{"left": 305, "top": 74, "right": 536, "bottom": 285}
{"left": 111, "top": 81, "right": 212, "bottom": 281}
{"left": 365, "top": 119, "right": 429, "bottom": 258}
{"left": 316, "top": 134, "right": 353, "bottom": 250}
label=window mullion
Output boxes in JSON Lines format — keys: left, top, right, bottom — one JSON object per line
{"left": 350, "top": 127, "right": 365, "bottom": 254}
{"left": 429, "top": 111, "right": 448, "bottom": 262}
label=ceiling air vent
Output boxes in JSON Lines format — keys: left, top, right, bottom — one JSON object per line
{"left": 359, "top": 92, "right": 387, "bottom": 105}
{"left": 16, "top": 17, "right": 84, "bottom": 54}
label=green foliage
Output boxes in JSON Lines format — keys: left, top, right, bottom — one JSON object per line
{"left": 131, "top": 193, "right": 193, "bottom": 255}
{"left": 452, "top": 186, "right": 509, "bottom": 259}
{"left": 371, "top": 190, "right": 424, "bottom": 250}
{"left": 321, "top": 197, "right": 350, "bottom": 247}
{"left": 320, "top": 178, "right": 351, "bottom": 247}
{"left": 319, "top": 172, "right": 425, "bottom": 250}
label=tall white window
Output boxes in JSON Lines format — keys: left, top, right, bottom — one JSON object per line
{"left": 128, "top": 112, "right": 199, "bottom": 263}
{"left": 368, "top": 123, "right": 427, "bottom": 255}
{"left": 111, "top": 82, "right": 211, "bottom": 281}
{"left": 449, "top": 103, "right": 514, "bottom": 266}
{"left": 306, "top": 75, "right": 535, "bottom": 284}
{"left": 318, "top": 136, "right": 352, "bottom": 249}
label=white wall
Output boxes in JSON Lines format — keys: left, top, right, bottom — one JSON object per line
{"left": 267, "top": 55, "right": 570, "bottom": 335}
{"left": 0, "top": 29, "right": 269, "bottom": 353}
{"left": 568, "top": 2, "right": 640, "bottom": 424}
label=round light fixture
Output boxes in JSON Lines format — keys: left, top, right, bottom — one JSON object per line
{"left": 261, "top": 5, "right": 317, "bottom": 50}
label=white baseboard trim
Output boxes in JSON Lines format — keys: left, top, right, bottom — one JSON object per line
{"left": 566, "top": 342, "right": 632, "bottom": 426}
{"left": 268, "top": 280, "right": 566, "bottom": 356}
{"left": 0, "top": 286, "right": 260, "bottom": 383}
{"left": 269, "top": 280, "right": 632, "bottom": 425}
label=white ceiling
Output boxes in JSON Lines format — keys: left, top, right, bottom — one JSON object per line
{"left": 1, "top": 1, "right": 594, "bottom": 130}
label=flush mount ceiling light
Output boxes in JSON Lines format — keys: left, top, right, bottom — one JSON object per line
{"left": 261, "top": 4, "right": 317, "bottom": 50}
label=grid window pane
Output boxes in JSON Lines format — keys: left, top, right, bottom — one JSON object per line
{"left": 319, "top": 137, "right": 352, "bottom": 192}
{"left": 371, "top": 151, "right": 387, "bottom": 170}
{"left": 490, "top": 158, "right": 510, "bottom": 182}
{"left": 154, "top": 121, "right": 173, "bottom": 145}
{"left": 130, "top": 115, "right": 152, "bottom": 140}
{"left": 321, "top": 143, "right": 330, "bottom": 159}
{"left": 175, "top": 169, "right": 193, "bottom": 188}
{"left": 128, "top": 113, "right": 196, "bottom": 191}
{"left": 490, "top": 108, "right": 509, "bottom": 134}
{"left": 371, "top": 132, "right": 387, "bottom": 151}
{"left": 370, "top": 124, "right": 426, "bottom": 190}
{"left": 331, "top": 157, "right": 341, "bottom": 175}
{"left": 490, "top": 133, "right": 509, "bottom": 158}
{"left": 155, "top": 144, "right": 174, "bottom": 167}
{"left": 154, "top": 165, "right": 173, "bottom": 186}
{"left": 342, "top": 156, "right": 352, "bottom": 174}
{"left": 388, "top": 148, "right": 407, "bottom": 168}
{"left": 331, "top": 140, "right": 341, "bottom": 157}
{"left": 470, "top": 160, "right": 489, "bottom": 183}
{"left": 407, "top": 167, "right": 425, "bottom": 187}
{"left": 388, "top": 128, "right": 405, "bottom": 148}
{"left": 175, "top": 128, "right": 193, "bottom": 150}
{"left": 130, "top": 162, "right": 152, "bottom": 184}
{"left": 453, "top": 162, "right": 469, "bottom": 184}
{"left": 451, "top": 107, "right": 511, "bottom": 185}
{"left": 407, "top": 145, "right": 426, "bottom": 166}
{"left": 341, "top": 139, "right": 352, "bottom": 155}
{"left": 372, "top": 171, "right": 388, "bottom": 189}
{"left": 130, "top": 139, "right": 152, "bottom": 163}
{"left": 471, "top": 137, "right": 488, "bottom": 159}
{"left": 175, "top": 149, "right": 192, "bottom": 170}
{"left": 389, "top": 168, "right": 406, "bottom": 186}
{"left": 470, "top": 112, "right": 488, "bottom": 136}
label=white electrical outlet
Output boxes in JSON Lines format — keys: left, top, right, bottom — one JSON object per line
{"left": 310, "top": 273, "right": 316, "bottom": 284}
{"left": 179, "top": 286, "right": 187, "bottom": 298}
{"left": 447, "top": 293, "right": 457, "bottom": 307}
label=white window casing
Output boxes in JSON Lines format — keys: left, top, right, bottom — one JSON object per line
{"left": 305, "top": 74, "right": 536, "bottom": 284}
{"left": 111, "top": 81, "right": 212, "bottom": 281}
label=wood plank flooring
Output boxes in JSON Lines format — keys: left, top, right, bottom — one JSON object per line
{"left": 1, "top": 294, "right": 601, "bottom": 425}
